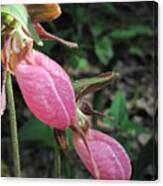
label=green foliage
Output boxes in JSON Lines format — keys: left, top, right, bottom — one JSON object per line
{"left": 103, "top": 90, "right": 145, "bottom": 134}
{"left": 102, "top": 3, "right": 118, "bottom": 16}
{"left": 102, "top": 90, "right": 148, "bottom": 159}
{"left": 66, "top": 128, "right": 73, "bottom": 150}
{"left": 109, "top": 25, "right": 153, "bottom": 40}
{"left": 70, "top": 55, "right": 89, "bottom": 70}
{"left": 18, "top": 115, "right": 74, "bottom": 150}
{"left": 1, "top": 5, "right": 43, "bottom": 46}
{"left": 18, "top": 116, "right": 54, "bottom": 148}
{"left": 109, "top": 91, "right": 129, "bottom": 127}
{"left": 91, "top": 23, "right": 105, "bottom": 37}
{"left": 95, "top": 37, "right": 114, "bottom": 65}
{"left": 129, "top": 46, "right": 144, "bottom": 57}
{"left": 49, "top": 3, "right": 154, "bottom": 69}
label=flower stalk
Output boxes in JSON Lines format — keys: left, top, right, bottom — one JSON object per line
{"left": 6, "top": 72, "right": 21, "bottom": 177}
{"left": 53, "top": 130, "right": 61, "bottom": 178}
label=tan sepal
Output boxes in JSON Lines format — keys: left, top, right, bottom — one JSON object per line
{"left": 26, "top": 4, "right": 61, "bottom": 23}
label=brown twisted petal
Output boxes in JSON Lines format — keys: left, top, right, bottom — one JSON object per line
{"left": 26, "top": 4, "right": 61, "bottom": 23}
{"left": 34, "top": 23, "right": 78, "bottom": 48}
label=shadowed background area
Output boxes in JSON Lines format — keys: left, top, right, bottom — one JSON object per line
{"left": 1, "top": 2, "right": 158, "bottom": 180}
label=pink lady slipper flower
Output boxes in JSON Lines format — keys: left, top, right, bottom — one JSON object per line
{"left": 73, "top": 129, "right": 132, "bottom": 180}
{"left": 15, "top": 49, "right": 76, "bottom": 130}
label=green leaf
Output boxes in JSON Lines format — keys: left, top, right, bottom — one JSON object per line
{"left": 66, "top": 128, "right": 73, "bottom": 150}
{"left": 109, "top": 91, "right": 129, "bottom": 126}
{"left": 18, "top": 116, "right": 54, "bottom": 148}
{"left": 91, "top": 23, "right": 104, "bottom": 37}
{"left": 129, "top": 46, "right": 144, "bottom": 57}
{"left": 1, "top": 5, "right": 43, "bottom": 46}
{"left": 70, "top": 55, "right": 89, "bottom": 70}
{"left": 103, "top": 3, "right": 118, "bottom": 16}
{"left": 109, "top": 25, "right": 153, "bottom": 40}
{"left": 126, "top": 121, "right": 145, "bottom": 135}
{"left": 103, "top": 90, "right": 145, "bottom": 134}
{"left": 73, "top": 71, "right": 119, "bottom": 99}
{"left": 95, "top": 37, "right": 114, "bottom": 65}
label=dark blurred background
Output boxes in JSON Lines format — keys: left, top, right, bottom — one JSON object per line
{"left": 1, "top": 1, "right": 158, "bottom": 180}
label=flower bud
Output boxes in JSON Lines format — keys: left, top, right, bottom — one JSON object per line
{"left": 73, "top": 129, "right": 132, "bottom": 180}
{"left": 15, "top": 50, "right": 76, "bottom": 130}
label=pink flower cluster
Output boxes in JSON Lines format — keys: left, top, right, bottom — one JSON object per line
{"left": 2, "top": 4, "right": 132, "bottom": 180}
{"left": 15, "top": 49, "right": 132, "bottom": 180}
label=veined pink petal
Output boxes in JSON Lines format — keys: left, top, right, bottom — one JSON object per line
{"left": 15, "top": 50, "right": 76, "bottom": 130}
{"left": 73, "top": 129, "right": 132, "bottom": 180}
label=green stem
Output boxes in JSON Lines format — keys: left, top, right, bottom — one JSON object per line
{"left": 64, "top": 158, "right": 72, "bottom": 178}
{"left": 53, "top": 130, "right": 61, "bottom": 178}
{"left": 6, "top": 72, "right": 21, "bottom": 177}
